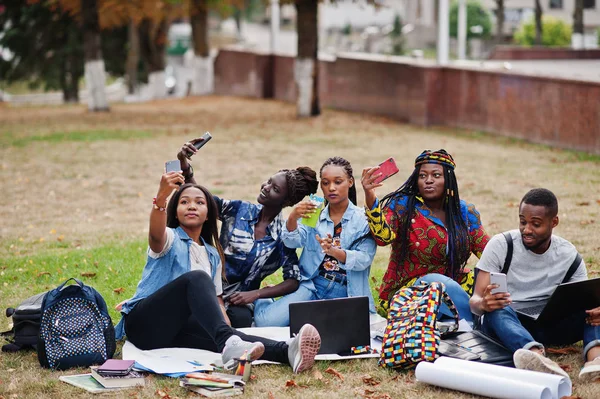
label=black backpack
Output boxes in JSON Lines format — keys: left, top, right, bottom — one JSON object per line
{"left": 1, "top": 292, "right": 46, "bottom": 352}
{"left": 37, "top": 278, "right": 116, "bottom": 370}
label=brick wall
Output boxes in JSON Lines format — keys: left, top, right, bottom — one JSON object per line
{"left": 214, "top": 49, "right": 600, "bottom": 154}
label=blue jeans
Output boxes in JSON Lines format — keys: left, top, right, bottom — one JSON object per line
{"left": 414, "top": 273, "right": 473, "bottom": 323}
{"left": 482, "top": 305, "right": 600, "bottom": 360}
{"left": 253, "top": 275, "right": 349, "bottom": 327}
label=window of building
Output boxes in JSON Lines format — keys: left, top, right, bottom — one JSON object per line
{"left": 584, "top": 0, "right": 596, "bottom": 9}
{"left": 549, "top": 0, "right": 562, "bottom": 9}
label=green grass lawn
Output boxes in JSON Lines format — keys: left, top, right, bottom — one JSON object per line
{"left": 1, "top": 96, "right": 599, "bottom": 398}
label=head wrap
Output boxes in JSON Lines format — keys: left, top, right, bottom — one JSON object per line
{"left": 414, "top": 149, "right": 456, "bottom": 170}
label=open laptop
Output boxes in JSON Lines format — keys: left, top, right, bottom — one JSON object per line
{"left": 289, "top": 296, "right": 370, "bottom": 355}
{"left": 511, "top": 277, "right": 600, "bottom": 325}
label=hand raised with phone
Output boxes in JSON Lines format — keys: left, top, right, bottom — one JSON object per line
{"left": 157, "top": 170, "right": 184, "bottom": 201}
{"left": 177, "top": 132, "right": 212, "bottom": 161}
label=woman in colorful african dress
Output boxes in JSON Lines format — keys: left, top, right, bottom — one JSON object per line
{"left": 360, "top": 149, "right": 489, "bottom": 323}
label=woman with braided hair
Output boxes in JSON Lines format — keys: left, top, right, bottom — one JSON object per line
{"left": 253, "top": 157, "right": 377, "bottom": 327}
{"left": 361, "top": 149, "right": 489, "bottom": 323}
{"left": 177, "top": 139, "right": 319, "bottom": 327}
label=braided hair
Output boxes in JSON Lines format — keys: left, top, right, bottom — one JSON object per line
{"left": 279, "top": 166, "right": 319, "bottom": 207}
{"left": 319, "top": 156, "right": 357, "bottom": 205}
{"left": 381, "top": 149, "right": 470, "bottom": 279}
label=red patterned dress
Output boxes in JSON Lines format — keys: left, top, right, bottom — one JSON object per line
{"left": 365, "top": 195, "right": 489, "bottom": 304}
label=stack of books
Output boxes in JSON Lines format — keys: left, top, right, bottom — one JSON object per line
{"left": 180, "top": 372, "right": 245, "bottom": 397}
{"left": 59, "top": 359, "right": 145, "bottom": 394}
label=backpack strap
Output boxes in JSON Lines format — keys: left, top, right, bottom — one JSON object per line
{"left": 561, "top": 253, "right": 582, "bottom": 284}
{"left": 501, "top": 232, "right": 513, "bottom": 275}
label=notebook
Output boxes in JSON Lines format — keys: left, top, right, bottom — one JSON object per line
{"left": 289, "top": 296, "right": 370, "bottom": 355}
{"left": 511, "top": 277, "right": 600, "bottom": 324}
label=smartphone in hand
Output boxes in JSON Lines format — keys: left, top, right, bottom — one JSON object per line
{"left": 373, "top": 157, "right": 399, "bottom": 184}
{"left": 165, "top": 159, "right": 182, "bottom": 173}
{"left": 193, "top": 131, "right": 212, "bottom": 150}
{"left": 489, "top": 272, "right": 508, "bottom": 294}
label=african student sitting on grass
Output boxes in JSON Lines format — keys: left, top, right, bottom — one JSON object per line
{"left": 253, "top": 157, "right": 377, "bottom": 327}
{"left": 361, "top": 149, "right": 490, "bottom": 322}
{"left": 177, "top": 138, "right": 319, "bottom": 328}
{"left": 114, "top": 171, "right": 321, "bottom": 373}
{"left": 470, "top": 188, "right": 600, "bottom": 381}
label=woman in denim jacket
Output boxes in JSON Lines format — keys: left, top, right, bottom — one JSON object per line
{"left": 114, "top": 172, "right": 321, "bottom": 373}
{"left": 177, "top": 138, "right": 319, "bottom": 328}
{"left": 254, "top": 157, "right": 377, "bottom": 327}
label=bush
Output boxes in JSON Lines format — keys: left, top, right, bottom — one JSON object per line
{"left": 513, "top": 15, "right": 572, "bottom": 46}
{"left": 449, "top": 0, "right": 492, "bottom": 39}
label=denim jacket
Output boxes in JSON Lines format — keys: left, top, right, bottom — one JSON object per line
{"left": 281, "top": 202, "right": 377, "bottom": 312}
{"left": 115, "top": 227, "right": 221, "bottom": 339}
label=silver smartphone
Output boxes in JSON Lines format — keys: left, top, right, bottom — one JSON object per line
{"left": 489, "top": 272, "right": 508, "bottom": 294}
{"left": 165, "top": 159, "right": 181, "bottom": 173}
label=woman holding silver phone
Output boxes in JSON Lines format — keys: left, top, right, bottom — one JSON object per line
{"left": 177, "top": 137, "right": 319, "bottom": 328}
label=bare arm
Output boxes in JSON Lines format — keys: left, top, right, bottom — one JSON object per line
{"left": 177, "top": 139, "right": 207, "bottom": 185}
{"left": 316, "top": 234, "right": 347, "bottom": 264}
{"left": 228, "top": 279, "right": 300, "bottom": 306}
{"left": 361, "top": 166, "right": 383, "bottom": 210}
{"left": 149, "top": 172, "right": 184, "bottom": 253}
{"left": 286, "top": 200, "right": 316, "bottom": 232}
{"left": 469, "top": 270, "right": 512, "bottom": 316}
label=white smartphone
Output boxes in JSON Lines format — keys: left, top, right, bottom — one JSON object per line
{"left": 489, "top": 272, "right": 508, "bottom": 294}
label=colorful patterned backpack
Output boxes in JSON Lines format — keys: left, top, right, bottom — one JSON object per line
{"left": 379, "top": 281, "right": 458, "bottom": 369}
{"left": 37, "top": 278, "right": 115, "bottom": 370}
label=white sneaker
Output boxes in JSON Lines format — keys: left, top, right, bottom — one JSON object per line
{"left": 221, "top": 335, "right": 265, "bottom": 370}
{"left": 513, "top": 349, "right": 569, "bottom": 378}
{"left": 579, "top": 357, "right": 600, "bottom": 382}
{"left": 288, "top": 324, "right": 321, "bottom": 374}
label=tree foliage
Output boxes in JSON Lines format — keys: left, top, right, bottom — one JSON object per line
{"left": 449, "top": 0, "right": 492, "bottom": 39}
{"left": 513, "top": 15, "right": 571, "bottom": 47}
{"left": 0, "top": 0, "right": 126, "bottom": 101}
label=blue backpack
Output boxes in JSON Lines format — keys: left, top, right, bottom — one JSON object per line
{"left": 37, "top": 278, "right": 116, "bottom": 370}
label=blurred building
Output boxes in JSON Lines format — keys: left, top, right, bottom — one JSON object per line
{"left": 401, "top": 1, "right": 600, "bottom": 41}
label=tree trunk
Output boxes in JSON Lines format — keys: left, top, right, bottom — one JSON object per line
{"left": 295, "top": 0, "right": 320, "bottom": 118}
{"left": 126, "top": 18, "right": 140, "bottom": 95}
{"left": 572, "top": 0, "right": 584, "bottom": 49}
{"left": 494, "top": 0, "right": 504, "bottom": 45}
{"left": 189, "top": 0, "right": 213, "bottom": 95}
{"left": 534, "top": 0, "right": 543, "bottom": 45}
{"left": 60, "top": 21, "right": 81, "bottom": 103}
{"left": 138, "top": 18, "right": 168, "bottom": 99}
{"left": 81, "top": 0, "right": 108, "bottom": 111}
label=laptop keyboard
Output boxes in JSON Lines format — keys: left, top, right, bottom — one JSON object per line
{"left": 518, "top": 303, "right": 546, "bottom": 317}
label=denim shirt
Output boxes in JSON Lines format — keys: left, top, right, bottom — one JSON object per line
{"left": 281, "top": 202, "right": 377, "bottom": 313}
{"left": 115, "top": 227, "right": 221, "bottom": 339}
{"left": 215, "top": 196, "right": 301, "bottom": 291}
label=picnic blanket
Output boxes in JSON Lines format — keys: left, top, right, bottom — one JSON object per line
{"left": 122, "top": 326, "right": 383, "bottom": 376}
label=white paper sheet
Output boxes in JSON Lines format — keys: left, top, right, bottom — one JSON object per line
{"left": 416, "top": 361, "right": 553, "bottom": 399}
{"left": 122, "top": 341, "right": 217, "bottom": 374}
{"left": 415, "top": 357, "right": 571, "bottom": 399}
{"left": 434, "top": 357, "right": 571, "bottom": 399}
{"left": 122, "top": 325, "right": 381, "bottom": 376}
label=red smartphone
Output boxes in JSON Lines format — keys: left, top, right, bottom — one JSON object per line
{"left": 373, "top": 157, "right": 399, "bottom": 184}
